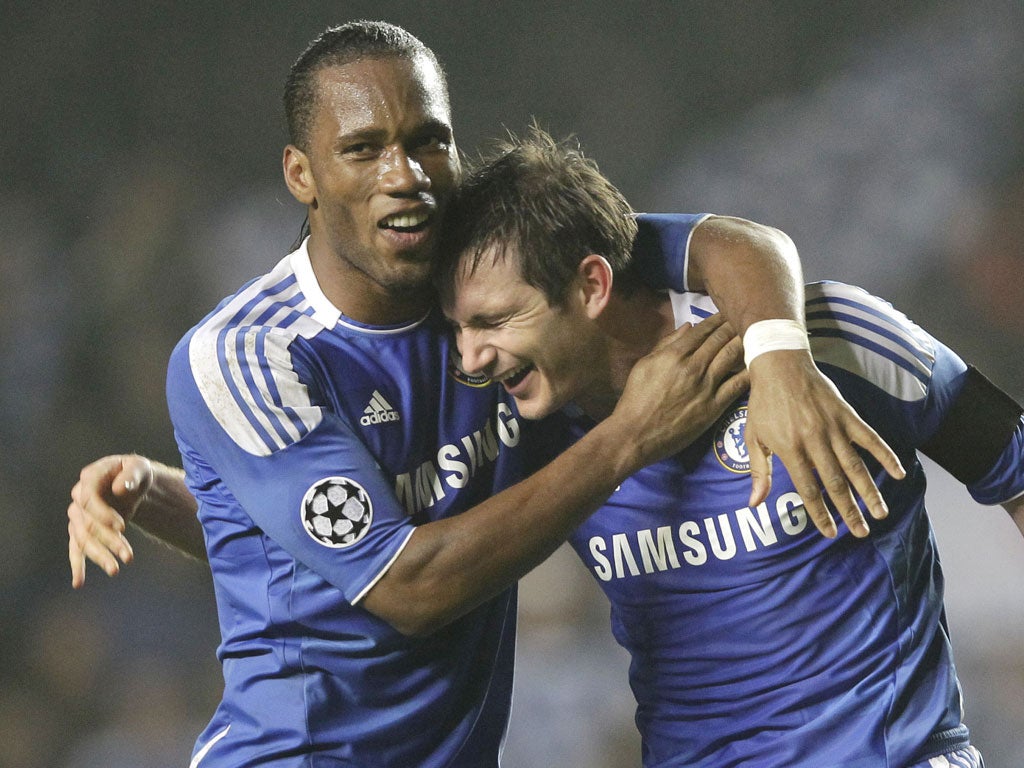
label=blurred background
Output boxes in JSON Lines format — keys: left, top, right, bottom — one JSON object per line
{"left": 3, "top": 0, "right": 1022, "bottom": 765}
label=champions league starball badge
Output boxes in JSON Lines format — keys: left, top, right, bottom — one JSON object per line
{"left": 714, "top": 406, "right": 751, "bottom": 473}
{"left": 301, "top": 477, "right": 373, "bottom": 548}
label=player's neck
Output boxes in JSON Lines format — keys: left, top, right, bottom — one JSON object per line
{"left": 582, "top": 289, "right": 675, "bottom": 419}
{"left": 307, "top": 238, "right": 435, "bottom": 326}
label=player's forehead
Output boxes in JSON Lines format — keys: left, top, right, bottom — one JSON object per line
{"left": 450, "top": 244, "right": 535, "bottom": 318}
{"left": 312, "top": 55, "right": 451, "bottom": 135}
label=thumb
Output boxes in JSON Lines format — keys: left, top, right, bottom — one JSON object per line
{"left": 112, "top": 455, "right": 154, "bottom": 499}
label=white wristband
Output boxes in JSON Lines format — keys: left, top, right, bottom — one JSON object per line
{"left": 743, "top": 319, "right": 810, "bottom": 368}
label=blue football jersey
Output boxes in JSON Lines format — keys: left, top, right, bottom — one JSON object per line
{"left": 167, "top": 241, "right": 531, "bottom": 767}
{"left": 567, "top": 282, "right": 1024, "bottom": 767}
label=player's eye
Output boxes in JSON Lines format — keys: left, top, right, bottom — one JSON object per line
{"left": 412, "top": 133, "right": 451, "bottom": 153}
{"left": 344, "top": 142, "right": 379, "bottom": 158}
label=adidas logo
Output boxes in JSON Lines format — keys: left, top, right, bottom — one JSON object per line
{"left": 360, "top": 390, "right": 401, "bottom": 426}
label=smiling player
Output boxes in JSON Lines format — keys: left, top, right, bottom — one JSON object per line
{"left": 435, "top": 128, "right": 1024, "bottom": 767}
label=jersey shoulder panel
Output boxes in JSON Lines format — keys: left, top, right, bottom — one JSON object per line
{"left": 805, "top": 281, "right": 936, "bottom": 403}
{"left": 632, "top": 212, "right": 712, "bottom": 293}
{"left": 177, "top": 253, "right": 329, "bottom": 457}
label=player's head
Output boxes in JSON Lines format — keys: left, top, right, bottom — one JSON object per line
{"left": 438, "top": 127, "right": 637, "bottom": 419}
{"left": 284, "top": 21, "right": 450, "bottom": 152}
{"left": 282, "top": 21, "right": 459, "bottom": 308}
{"left": 437, "top": 126, "right": 638, "bottom": 311}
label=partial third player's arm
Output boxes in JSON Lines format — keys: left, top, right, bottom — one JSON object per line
{"left": 68, "top": 454, "right": 205, "bottom": 587}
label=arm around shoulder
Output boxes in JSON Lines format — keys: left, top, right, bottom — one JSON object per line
{"left": 361, "top": 415, "right": 643, "bottom": 636}
{"left": 686, "top": 215, "right": 804, "bottom": 334}
{"left": 362, "top": 319, "right": 750, "bottom": 636}
{"left": 685, "top": 219, "right": 904, "bottom": 537}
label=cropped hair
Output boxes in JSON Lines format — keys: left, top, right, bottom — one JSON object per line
{"left": 436, "top": 126, "right": 639, "bottom": 310}
{"left": 283, "top": 21, "right": 448, "bottom": 151}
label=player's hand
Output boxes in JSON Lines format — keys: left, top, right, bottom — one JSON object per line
{"left": 744, "top": 350, "right": 906, "bottom": 539}
{"left": 68, "top": 454, "right": 153, "bottom": 588}
{"left": 614, "top": 313, "right": 749, "bottom": 471}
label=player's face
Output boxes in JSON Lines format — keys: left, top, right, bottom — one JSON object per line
{"left": 297, "top": 55, "right": 459, "bottom": 316}
{"left": 447, "top": 247, "right": 604, "bottom": 420}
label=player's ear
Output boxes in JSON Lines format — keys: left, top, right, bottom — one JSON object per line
{"left": 283, "top": 145, "right": 317, "bottom": 206}
{"left": 578, "top": 254, "right": 613, "bottom": 319}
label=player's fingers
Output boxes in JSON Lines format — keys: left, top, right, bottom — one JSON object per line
{"left": 813, "top": 452, "right": 870, "bottom": 538}
{"left": 84, "top": 532, "right": 128, "bottom": 576}
{"left": 72, "top": 479, "right": 127, "bottom": 535}
{"left": 68, "top": 499, "right": 132, "bottom": 563}
{"left": 116, "top": 533, "right": 134, "bottom": 565}
{"left": 708, "top": 336, "right": 745, "bottom": 381}
{"left": 784, "top": 457, "right": 838, "bottom": 539}
{"left": 669, "top": 317, "right": 741, "bottom": 380}
{"left": 714, "top": 368, "right": 750, "bottom": 409}
{"left": 747, "top": 443, "right": 773, "bottom": 507}
{"left": 687, "top": 310, "right": 727, "bottom": 339}
{"left": 85, "top": 488, "right": 128, "bottom": 536}
{"left": 69, "top": 523, "right": 86, "bottom": 589}
{"left": 69, "top": 508, "right": 121, "bottom": 577}
{"left": 649, "top": 321, "right": 692, "bottom": 352}
{"left": 848, "top": 420, "right": 906, "bottom": 481}
{"left": 831, "top": 439, "right": 890, "bottom": 521}
{"left": 651, "top": 313, "right": 730, "bottom": 359}
{"left": 78, "top": 454, "right": 125, "bottom": 493}
{"left": 692, "top": 315, "right": 739, "bottom": 365}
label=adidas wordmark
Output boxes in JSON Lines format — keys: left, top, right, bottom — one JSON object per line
{"left": 361, "top": 390, "right": 401, "bottom": 426}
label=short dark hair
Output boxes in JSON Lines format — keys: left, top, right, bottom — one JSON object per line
{"left": 283, "top": 21, "right": 448, "bottom": 151}
{"left": 436, "top": 126, "right": 639, "bottom": 310}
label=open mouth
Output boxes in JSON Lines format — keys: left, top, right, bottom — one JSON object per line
{"left": 496, "top": 364, "right": 533, "bottom": 390}
{"left": 379, "top": 211, "right": 430, "bottom": 233}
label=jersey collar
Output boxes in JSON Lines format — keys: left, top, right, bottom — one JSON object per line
{"left": 289, "top": 238, "right": 430, "bottom": 334}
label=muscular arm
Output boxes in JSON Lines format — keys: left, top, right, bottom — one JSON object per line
{"left": 686, "top": 215, "right": 804, "bottom": 335}
{"left": 686, "top": 215, "right": 905, "bottom": 538}
{"left": 69, "top": 320, "right": 747, "bottom": 639}
{"left": 363, "top": 317, "right": 747, "bottom": 635}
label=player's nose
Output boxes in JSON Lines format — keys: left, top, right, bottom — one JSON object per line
{"left": 379, "top": 147, "right": 430, "bottom": 195}
{"left": 458, "top": 329, "right": 495, "bottom": 375}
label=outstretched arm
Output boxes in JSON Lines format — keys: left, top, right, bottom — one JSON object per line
{"left": 68, "top": 454, "right": 205, "bottom": 588}
{"left": 687, "top": 215, "right": 905, "bottom": 538}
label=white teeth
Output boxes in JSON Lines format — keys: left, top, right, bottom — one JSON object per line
{"left": 382, "top": 212, "right": 428, "bottom": 228}
{"left": 494, "top": 365, "right": 528, "bottom": 383}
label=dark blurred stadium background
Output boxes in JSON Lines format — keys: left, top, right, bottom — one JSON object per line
{"left": 2, "top": 2, "right": 1022, "bottom": 765}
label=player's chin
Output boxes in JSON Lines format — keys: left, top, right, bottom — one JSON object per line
{"left": 511, "top": 394, "right": 556, "bottom": 421}
{"left": 382, "top": 257, "right": 436, "bottom": 293}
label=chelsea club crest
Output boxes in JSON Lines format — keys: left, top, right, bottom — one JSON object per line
{"left": 714, "top": 406, "right": 751, "bottom": 474}
{"left": 447, "top": 348, "right": 491, "bottom": 387}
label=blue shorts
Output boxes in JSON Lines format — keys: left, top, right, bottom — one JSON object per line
{"left": 909, "top": 745, "right": 984, "bottom": 768}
